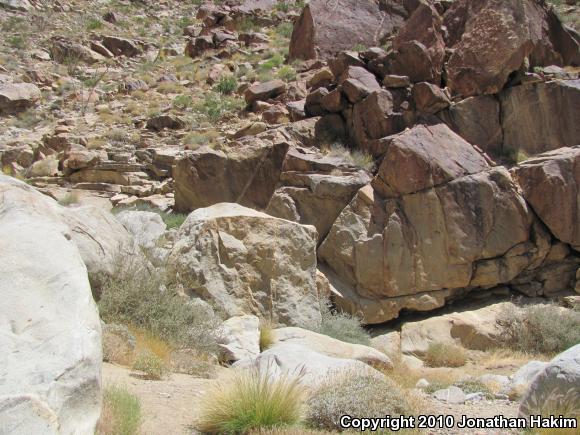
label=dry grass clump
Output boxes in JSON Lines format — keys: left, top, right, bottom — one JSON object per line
{"left": 321, "top": 143, "right": 375, "bottom": 172}
{"left": 306, "top": 369, "right": 410, "bottom": 431}
{"left": 97, "top": 385, "right": 141, "bottom": 435}
{"left": 423, "top": 342, "right": 468, "bottom": 368}
{"left": 497, "top": 303, "right": 580, "bottom": 355}
{"left": 522, "top": 388, "right": 580, "bottom": 435}
{"left": 132, "top": 350, "right": 167, "bottom": 380}
{"left": 259, "top": 319, "right": 275, "bottom": 351}
{"left": 197, "top": 368, "right": 305, "bottom": 434}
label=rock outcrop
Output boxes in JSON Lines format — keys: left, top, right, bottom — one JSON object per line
{"left": 288, "top": 0, "right": 404, "bottom": 61}
{"left": 513, "top": 147, "right": 580, "bottom": 250}
{"left": 318, "top": 124, "right": 550, "bottom": 323}
{"left": 0, "top": 175, "right": 102, "bottom": 434}
{"left": 0, "top": 82, "right": 41, "bottom": 115}
{"left": 500, "top": 80, "right": 580, "bottom": 155}
{"left": 173, "top": 140, "right": 289, "bottom": 213}
{"left": 167, "top": 203, "right": 321, "bottom": 326}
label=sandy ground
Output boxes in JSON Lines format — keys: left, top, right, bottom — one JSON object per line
{"left": 103, "top": 362, "right": 523, "bottom": 435}
{"left": 102, "top": 362, "right": 216, "bottom": 435}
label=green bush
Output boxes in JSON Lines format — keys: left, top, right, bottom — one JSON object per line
{"left": 194, "top": 92, "right": 245, "bottom": 122}
{"left": 306, "top": 300, "right": 371, "bottom": 346}
{"left": 214, "top": 75, "right": 237, "bottom": 95}
{"left": 307, "top": 369, "right": 410, "bottom": 430}
{"left": 197, "top": 368, "right": 305, "bottom": 433}
{"left": 98, "top": 258, "right": 222, "bottom": 356}
{"left": 98, "top": 385, "right": 141, "bottom": 435}
{"left": 497, "top": 304, "right": 580, "bottom": 355}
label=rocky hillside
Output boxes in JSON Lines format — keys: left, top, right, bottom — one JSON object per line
{"left": 0, "top": 0, "right": 579, "bottom": 434}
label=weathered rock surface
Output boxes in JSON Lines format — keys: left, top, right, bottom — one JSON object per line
{"left": 266, "top": 157, "right": 371, "bottom": 241}
{"left": 442, "top": 95, "right": 503, "bottom": 155}
{"left": 116, "top": 210, "right": 167, "bottom": 250}
{"left": 319, "top": 124, "right": 542, "bottom": 323}
{"left": 519, "top": 344, "right": 580, "bottom": 417}
{"left": 0, "top": 83, "right": 41, "bottom": 115}
{"left": 288, "top": 0, "right": 404, "bottom": 61}
{"left": 513, "top": 147, "right": 580, "bottom": 249}
{"left": 500, "top": 80, "right": 580, "bottom": 155}
{"left": 234, "top": 342, "right": 380, "bottom": 385}
{"left": 0, "top": 175, "right": 101, "bottom": 434}
{"left": 245, "top": 80, "right": 286, "bottom": 105}
{"left": 0, "top": 174, "right": 134, "bottom": 291}
{"left": 167, "top": 203, "right": 321, "bottom": 326}
{"left": 272, "top": 327, "right": 392, "bottom": 369}
{"left": 390, "top": 2, "right": 445, "bottom": 83}
{"left": 400, "top": 302, "right": 513, "bottom": 357}
{"left": 173, "top": 140, "right": 289, "bottom": 212}
{"left": 218, "top": 315, "right": 261, "bottom": 362}
{"left": 444, "top": 0, "right": 580, "bottom": 97}
{"left": 372, "top": 124, "right": 490, "bottom": 197}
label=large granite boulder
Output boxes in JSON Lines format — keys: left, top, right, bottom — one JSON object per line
{"left": 173, "top": 140, "right": 289, "bottom": 213}
{"left": 0, "top": 176, "right": 101, "bottom": 434}
{"left": 0, "top": 174, "right": 134, "bottom": 290}
{"left": 167, "top": 203, "right": 321, "bottom": 326}
{"left": 318, "top": 125, "right": 541, "bottom": 323}
{"left": 288, "top": 0, "right": 404, "bottom": 61}
{"left": 500, "top": 80, "right": 580, "bottom": 155}
{"left": 400, "top": 301, "right": 514, "bottom": 357}
{"left": 519, "top": 344, "right": 580, "bottom": 418}
{"left": 234, "top": 342, "right": 381, "bottom": 386}
{"left": 272, "top": 327, "right": 392, "bottom": 369}
{"left": 513, "top": 146, "right": 580, "bottom": 250}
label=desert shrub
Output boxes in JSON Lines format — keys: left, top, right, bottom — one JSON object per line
{"left": 133, "top": 350, "right": 167, "bottom": 380}
{"left": 259, "top": 53, "right": 284, "bottom": 71}
{"left": 98, "top": 259, "right": 222, "bottom": 356}
{"left": 307, "top": 300, "right": 371, "bottom": 346}
{"left": 454, "top": 379, "right": 493, "bottom": 399}
{"left": 97, "top": 385, "right": 141, "bottom": 435}
{"left": 214, "top": 75, "right": 237, "bottom": 95}
{"left": 277, "top": 65, "right": 297, "bottom": 82}
{"left": 497, "top": 304, "right": 580, "bottom": 355}
{"left": 424, "top": 342, "right": 467, "bottom": 368}
{"left": 306, "top": 369, "right": 410, "bottom": 430}
{"left": 194, "top": 92, "right": 245, "bottom": 122}
{"left": 173, "top": 94, "right": 193, "bottom": 109}
{"left": 197, "top": 368, "right": 305, "bottom": 433}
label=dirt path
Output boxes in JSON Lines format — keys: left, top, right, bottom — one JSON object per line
{"left": 102, "top": 363, "right": 216, "bottom": 435}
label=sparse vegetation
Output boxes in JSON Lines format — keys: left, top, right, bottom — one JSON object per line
{"left": 197, "top": 368, "right": 305, "bottom": 434}
{"left": 497, "top": 303, "right": 580, "bottom": 355}
{"left": 112, "top": 203, "right": 187, "bottom": 229}
{"left": 214, "top": 75, "right": 237, "bottom": 95}
{"left": 321, "top": 143, "right": 375, "bottom": 172}
{"left": 98, "top": 258, "right": 222, "bottom": 357}
{"left": 306, "top": 369, "right": 410, "bottom": 430}
{"left": 307, "top": 299, "right": 371, "bottom": 346}
{"left": 133, "top": 350, "right": 167, "bottom": 380}
{"left": 424, "top": 342, "right": 468, "bottom": 368}
{"left": 97, "top": 385, "right": 141, "bottom": 435}
{"left": 194, "top": 92, "right": 245, "bottom": 122}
